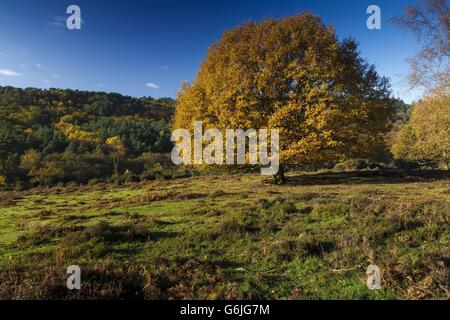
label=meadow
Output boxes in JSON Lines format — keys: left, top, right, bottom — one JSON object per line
{"left": 0, "top": 170, "right": 448, "bottom": 299}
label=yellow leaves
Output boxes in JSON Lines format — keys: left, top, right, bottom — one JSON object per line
{"left": 20, "top": 148, "right": 41, "bottom": 173}
{"left": 106, "top": 136, "right": 126, "bottom": 152}
{"left": 105, "top": 136, "right": 121, "bottom": 146}
{"left": 106, "top": 136, "right": 126, "bottom": 175}
{"left": 55, "top": 114, "right": 101, "bottom": 145}
{"left": 57, "top": 122, "right": 100, "bottom": 144}
{"left": 392, "top": 88, "right": 450, "bottom": 165}
{"left": 175, "top": 13, "right": 394, "bottom": 164}
{"left": 391, "top": 125, "right": 417, "bottom": 160}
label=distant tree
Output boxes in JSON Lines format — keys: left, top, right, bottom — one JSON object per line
{"left": 106, "top": 136, "right": 127, "bottom": 176}
{"left": 29, "top": 156, "right": 65, "bottom": 185}
{"left": 29, "top": 127, "right": 68, "bottom": 154}
{"left": 392, "top": 87, "right": 450, "bottom": 168}
{"left": 86, "top": 95, "right": 114, "bottom": 116}
{"left": 393, "top": 98, "right": 412, "bottom": 123}
{"left": 55, "top": 115, "right": 101, "bottom": 146}
{"left": 153, "top": 129, "right": 173, "bottom": 153}
{"left": 174, "top": 13, "right": 394, "bottom": 181}
{"left": 19, "top": 149, "right": 41, "bottom": 173}
{"left": 0, "top": 123, "right": 26, "bottom": 178}
{"left": 392, "top": 0, "right": 449, "bottom": 89}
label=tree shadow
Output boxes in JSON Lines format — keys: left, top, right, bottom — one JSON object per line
{"left": 284, "top": 170, "right": 450, "bottom": 186}
{"left": 214, "top": 259, "right": 245, "bottom": 270}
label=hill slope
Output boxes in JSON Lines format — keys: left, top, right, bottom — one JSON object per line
{"left": 0, "top": 86, "right": 175, "bottom": 187}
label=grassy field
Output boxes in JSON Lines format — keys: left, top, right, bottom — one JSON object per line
{"left": 0, "top": 171, "right": 449, "bottom": 299}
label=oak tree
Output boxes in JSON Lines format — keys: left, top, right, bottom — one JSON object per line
{"left": 174, "top": 13, "right": 394, "bottom": 181}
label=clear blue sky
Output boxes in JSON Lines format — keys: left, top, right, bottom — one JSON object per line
{"left": 0, "top": 0, "right": 423, "bottom": 103}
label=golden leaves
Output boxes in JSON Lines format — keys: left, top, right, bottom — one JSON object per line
{"left": 393, "top": 88, "right": 450, "bottom": 165}
{"left": 175, "top": 13, "right": 394, "bottom": 164}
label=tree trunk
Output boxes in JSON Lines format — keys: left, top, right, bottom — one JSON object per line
{"left": 273, "top": 164, "right": 287, "bottom": 184}
{"left": 112, "top": 153, "right": 119, "bottom": 177}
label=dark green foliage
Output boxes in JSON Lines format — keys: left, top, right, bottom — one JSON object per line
{"left": 29, "top": 126, "right": 68, "bottom": 154}
{"left": 334, "top": 159, "right": 369, "bottom": 171}
{"left": 393, "top": 98, "right": 411, "bottom": 124}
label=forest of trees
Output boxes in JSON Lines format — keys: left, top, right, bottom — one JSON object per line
{"left": 0, "top": 86, "right": 178, "bottom": 188}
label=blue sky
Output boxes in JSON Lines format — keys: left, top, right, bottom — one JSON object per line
{"left": 0, "top": 0, "right": 423, "bottom": 102}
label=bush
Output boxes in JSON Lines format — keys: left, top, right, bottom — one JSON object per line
{"left": 333, "top": 159, "right": 368, "bottom": 172}
{"left": 394, "top": 159, "right": 421, "bottom": 171}
{"left": 346, "top": 159, "right": 368, "bottom": 170}
{"left": 88, "top": 178, "right": 105, "bottom": 186}
{"left": 124, "top": 172, "right": 140, "bottom": 183}
{"left": 14, "top": 181, "right": 27, "bottom": 191}
{"left": 139, "top": 171, "right": 156, "bottom": 181}
{"left": 333, "top": 163, "right": 346, "bottom": 172}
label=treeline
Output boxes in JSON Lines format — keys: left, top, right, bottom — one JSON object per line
{"left": 0, "top": 83, "right": 444, "bottom": 189}
{"left": 0, "top": 86, "right": 182, "bottom": 188}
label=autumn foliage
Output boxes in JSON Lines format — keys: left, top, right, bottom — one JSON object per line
{"left": 392, "top": 87, "right": 450, "bottom": 169}
{"left": 174, "top": 13, "right": 395, "bottom": 165}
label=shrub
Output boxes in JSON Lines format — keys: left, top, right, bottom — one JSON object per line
{"left": 333, "top": 159, "right": 368, "bottom": 171}
{"left": 139, "top": 171, "right": 156, "bottom": 181}
{"left": 88, "top": 178, "right": 105, "bottom": 186}
{"left": 333, "top": 162, "right": 346, "bottom": 172}
{"left": 124, "top": 172, "right": 140, "bottom": 183}
{"left": 394, "top": 159, "right": 421, "bottom": 171}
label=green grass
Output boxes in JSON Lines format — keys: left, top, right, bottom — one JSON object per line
{"left": 0, "top": 171, "right": 448, "bottom": 299}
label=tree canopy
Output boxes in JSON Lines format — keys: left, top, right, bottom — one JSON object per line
{"left": 392, "top": 87, "right": 450, "bottom": 168}
{"left": 174, "top": 13, "right": 395, "bottom": 165}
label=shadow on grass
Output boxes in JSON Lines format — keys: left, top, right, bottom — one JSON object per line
{"left": 214, "top": 259, "right": 245, "bottom": 270}
{"left": 284, "top": 170, "right": 450, "bottom": 186}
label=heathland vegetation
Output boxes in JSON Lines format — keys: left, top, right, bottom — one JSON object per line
{"left": 0, "top": 172, "right": 448, "bottom": 299}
